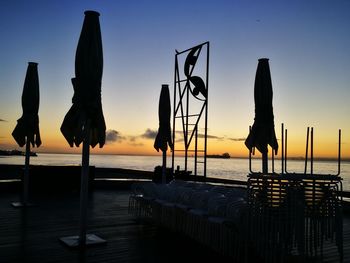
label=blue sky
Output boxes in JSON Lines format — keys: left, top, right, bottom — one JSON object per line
{"left": 0, "top": 0, "right": 349, "bottom": 157}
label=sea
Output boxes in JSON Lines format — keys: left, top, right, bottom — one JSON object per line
{"left": 1, "top": 153, "right": 349, "bottom": 191}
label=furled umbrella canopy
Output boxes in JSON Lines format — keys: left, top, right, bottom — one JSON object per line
{"left": 154, "top": 84, "right": 173, "bottom": 184}
{"left": 61, "top": 10, "right": 106, "bottom": 148}
{"left": 59, "top": 10, "right": 106, "bottom": 247}
{"left": 245, "top": 58, "right": 278, "bottom": 172}
{"left": 154, "top": 85, "right": 173, "bottom": 152}
{"left": 12, "top": 62, "right": 41, "bottom": 148}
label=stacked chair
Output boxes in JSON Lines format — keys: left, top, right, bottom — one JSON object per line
{"left": 128, "top": 180, "right": 247, "bottom": 261}
{"left": 247, "top": 174, "right": 343, "bottom": 262}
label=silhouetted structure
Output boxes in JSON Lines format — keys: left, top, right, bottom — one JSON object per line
{"left": 172, "top": 42, "right": 209, "bottom": 177}
{"left": 154, "top": 84, "right": 173, "bottom": 184}
{"left": 12, "top": 62, "right": 41, "bottom": 207}
{"left": 60, "top": 10, "right": 106, "bottom": 247}
{"left": 244, "top": 60, "right": 344, "bottom": 260}
{"left": 245, "top": 58, "right": 278, "bottom": 173}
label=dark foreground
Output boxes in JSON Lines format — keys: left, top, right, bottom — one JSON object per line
{"left": 0, "top": 189, "right": 236, "bottom": 263}
{"left": 1, "top": 188, "right": 349, "bottom": 263}
{"left": 0, "top": 163, "right": 349, "bottom": 263}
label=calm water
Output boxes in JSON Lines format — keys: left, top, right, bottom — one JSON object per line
{"left": 1, "top": 153, "right": 349, "bottom": 190}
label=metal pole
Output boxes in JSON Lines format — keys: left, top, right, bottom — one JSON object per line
{"left": 172, "top": 56, "right": 178, "bottom": 173}
{"left": 262, "top": 151, "right": 268, "bottom": 174}
{"left": 79, "top": 121, "right": 90, "bottom": 246}
{"left": 23, "top": 139, "right": 31, "bottom": 205}
{"left": 304, "top": 127, "right": 310, "bottom": 174}
{"left": 204, "top": 42, "right": 209, "bottom": 178}
{"left": 185, "top": 78, "right": 189, "bottom": 172}
{"left": 337, "top": 129, "right": 341, "bottom": 176}
{"left": 310, "top": 127, "right": 314, "bottom": 175}
{"left": 194, "top": 126, "right": 198, "bottom": 176}
{"left": 281, "top": 123, "right": 284, "bottom": 174}
{"left": 248, "top": 126, "right": 253, "bottom": 174}
{"left": 285, "top": 129, "right": 288, "bottom": 174}
{"left": 271, "top": 147, "right": 274, "bottom": 174}
{"left": 162, "top": 151, "right": 166, "bottom": 184}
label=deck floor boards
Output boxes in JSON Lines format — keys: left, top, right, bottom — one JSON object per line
{"left": 0, "top": 189, "right": 349, "bottom": 262}
{"left": 0, "top": 190, "right": 233, "bottom": 263}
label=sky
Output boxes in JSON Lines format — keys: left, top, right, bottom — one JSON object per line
{"left": 0, "top": 0, "right": 349, "bottom": 159}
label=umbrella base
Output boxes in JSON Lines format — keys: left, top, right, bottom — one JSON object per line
{"left": 11, "top": 201, "right": 35, "bottom": 208}
{"left": 60, "top": 234, "right": 106, "bottom": 248}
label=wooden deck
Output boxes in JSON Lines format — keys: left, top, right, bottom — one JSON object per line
{"left": 0, "top": 179, "right": 349, "bottom": 262}
{"left": 0, "top": 188, "right": 234, "bottom": 263}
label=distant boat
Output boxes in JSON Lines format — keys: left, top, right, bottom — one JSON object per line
{"left": 207, "top": 153, "right": 230, "bottom": 159}
{"left": 0, "top": 149, "right": 37, "bottom": 157}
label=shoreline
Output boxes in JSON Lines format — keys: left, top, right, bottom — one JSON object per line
{"left": 1, "top": 151, "right": 348, "bottom": 162}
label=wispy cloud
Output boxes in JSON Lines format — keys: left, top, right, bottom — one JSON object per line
{"left": 197, "top": 133, "right": 224, "bottom": 140}
{"left": 174, "top": 131, "right": 246, "bottom": 142}
{"left": 141, "top": 128, "right": 157, "bottom": 139}
{"left": 105, "top": 129, "right": 125, "bottom": 144}
{"left": 228, "top": 137, "right": 246, "bottom": 142}
{"left": 176, "top": 131, "right": 224, "bottom": 140}
{"left": 0, "top": 118, "right": 7, "bottom": 122}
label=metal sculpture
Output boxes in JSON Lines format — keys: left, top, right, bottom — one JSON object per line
{"left": 172, "top": 42, "right": 209, "bottom": 177}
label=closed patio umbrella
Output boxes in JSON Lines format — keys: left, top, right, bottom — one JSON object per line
{"left": 154, "top": 84, "right": 173, "bottom": 184}
{"left": 245, "top": 58, "right": 278, "bottom": 173}
{"left": 60, "top": 10, "right": 106, "bottom": 247}
{"left": 12, "top": 62, "right": 41, "bottom": 207}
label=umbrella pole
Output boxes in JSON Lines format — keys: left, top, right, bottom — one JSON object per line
{"left": 12, "top": 138, "right": 32, "bottom": 207}
{"left": 79, "top": 122, "right": 91, "bottom": 246}
{"left": 60, "top": 121, "right": 106, "bottom": 248}
{"left": 162, "top": 150, "right": 167, "bottom": 184}
{"left": 23, "top": 139, "right": 31, "bottom": 205}
{"left": 262, "top": 151, "right": 268, "bottom": 174}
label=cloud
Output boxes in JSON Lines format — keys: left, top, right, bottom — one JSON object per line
{"left": 174, "top": 131, "right": 246, "bottom": 142}
{"left": 0, "top": 119, "right": 7, "bottom": 122}
{"left": 129, "top": 136, "right": 137, "bottom": 142}
{"left": 104, "top": 129, "right": 157, "bottom": 147}
{"left": 174, "top": 131, "right": 225, "bottom": 141}
{"left": 180, "top": 131, "right": 224, "bottom": 140}
{"left": 128, "top": 142, "right": 145, "bottom": 147}
{"left": 198, "top": 133, "right": 224, "bottom": 140}
{"left": 228, "top": 137, "right": 246, "bottom": 142}
{"left": 141, "top": 128, "right": 158, "bottom": 139}
{"left": 105, "top": 129, "right": 125, "bottom": 144}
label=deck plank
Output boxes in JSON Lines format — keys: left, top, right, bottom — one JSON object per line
{"left": 0, "top": 190, "right": 233, "bottom": 263}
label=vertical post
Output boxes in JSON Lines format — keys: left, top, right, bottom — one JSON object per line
{"left": 338, "top": 129, "right": 341, "bottom": 176}
{"left": 271, "top": 148, "right": 275, "bottom": 173}
{"left": 194, "top": 126, "right": 198, "bottom": 176}
{"left": 162, "top": 151, "right": 166, "bottom": 184}
{"left": 304, "top": 127, "right": 310, "bottom": 174}
{"left": 23, "top": 139, "right": 31, "bottom": 205}
{"left": 310, "top": 127, "right": 314, "bottom": 175}
{"left": 204, "top": 42, "right": 209, "bottom": 178}
{"left": 172, "top": 57, "right": 177, "bottom": 174}
{"left": 281, "top": 123, "right": 284, "bottom": 174}
{"left": 79, "top": 121, "right": 90, "bottom": 246}
{"left": 248, "top": 126, "right": 253, "bottom": 174}
{"left": 262, "top": 151, "right": 268, "bottom": 174}
{"left": 184, "top": 79, "right": 189, "bottom": 172}
{"left": 285, "top": 129, "right": 288, "bottom": 173}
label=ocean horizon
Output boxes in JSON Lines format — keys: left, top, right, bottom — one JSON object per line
{"left": 1, "top": 152, "right": 349, "bottom": 191}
